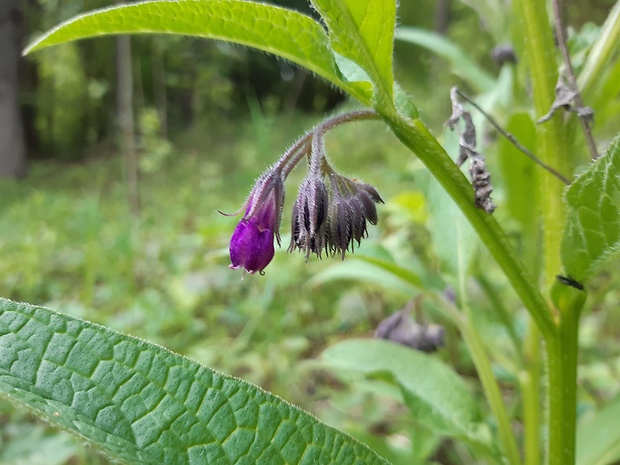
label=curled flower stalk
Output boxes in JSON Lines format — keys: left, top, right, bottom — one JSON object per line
{"left": 227, "top": 110, "right": 383, "bottom": 274}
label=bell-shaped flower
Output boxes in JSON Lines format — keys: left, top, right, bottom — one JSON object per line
{"left": 229, "top": 169, "right": 285, "bottom": 274}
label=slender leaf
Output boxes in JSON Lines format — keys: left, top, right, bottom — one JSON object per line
{"left": 395, "top": 27, "right": 496, "bottom": 93}
{"left": 320, "top": 339, "right": 494, "bottom": 453}
{"left": 578, "top": 0, "right": 620, "bottom": 100}
{"left": 23, "top": 0, "right": 370, "bottom": 105}
{"left": 310, "top": 0, "right": 396, "bottom": 104}
{"left": 576, "top": 396, "right": 620, "bottom": 465}
{"left": 308, "top": 259, "right": 420, "bottom": 297}
{"left": 561, "top": 136, "right": 620, "bottom": 281}
{"left": 0, "top": 298, "right": 390, "bottom": 465}
{"left": 426, "top": 131, "right": 479, "bottom": 280}
{"left": 497, "top": 114, "right": 538, "bottom": 229}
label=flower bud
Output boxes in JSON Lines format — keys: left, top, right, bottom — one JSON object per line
{"left": 375, "top": 307, "right": 445, "bottom": 353}
{"left": 289, "top": 174, "right": 329, "bottom": 258}
{"left": 326, "top": 174, "right": 383, "bottom": 258}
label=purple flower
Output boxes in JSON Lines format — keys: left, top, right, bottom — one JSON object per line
{"left": 229, "top": 169, "right": 284, "bottom": 274}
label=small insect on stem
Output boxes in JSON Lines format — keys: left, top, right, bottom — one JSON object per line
{"left": 556, "top": 275, "right": 584, "bottom": 291}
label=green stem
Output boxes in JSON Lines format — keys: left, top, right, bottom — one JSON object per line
{"left": 521, "top": 321, "right": 542, "bottom": 465}
{"left": 546, "top": 321, "right": 579, "bottom": 465}
{"left": 513, "top": 1, "right": 577, "bottom": 464}
{"left": 513, "top": 0, "right": 568, "bottom": 290}
{"left": 546, "top": 285, "right": 584, "bottom": 465}
{"left": 432, "top": 292, "right": 519, "bottom": 465}
{"left": 383, "top": 115, "right": 556, "bottom": 339}
{"left": 476, "top": 273, "right": 524, "bottom": 366}
{"left": 461, "top": 312, "right": 522, "bottom": 465}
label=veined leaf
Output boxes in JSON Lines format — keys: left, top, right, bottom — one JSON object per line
{"left": 23, "top": 0, "right": 370, "bottom": 105}
{"left": 395, "top": 27, "right": 496, "bottom": 93}
{"left": 320, "top": 340, "right": 495, "bottom": 455}
{"left": 0, "top": 298, "right": 390, "bottom": 465}
{"left": 561, "top": 136, "right": 620, "bottom": 282}
{"left": 310, "top": 0, "right": 396, "bottom": 105}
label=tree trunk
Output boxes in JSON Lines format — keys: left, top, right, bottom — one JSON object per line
{"left": 115, "top": 6, "right": 139, "bottom": 214}
{"left": 152, "top": 39, "right": 167, "bottom": 138}
{"left": 0, "top": 0, "right": 26, "bottom": 177}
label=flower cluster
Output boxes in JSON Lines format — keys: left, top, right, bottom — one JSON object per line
{"left": 226, "top": 111, "right": 383, "bottom": 274}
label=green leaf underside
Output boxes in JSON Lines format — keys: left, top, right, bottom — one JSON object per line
{"left": 321, "top": 340, "right": 492, "bottom": 448}
{"left": 576, "top": 395, "right": 620, "bottom": 465}
{"left": 395, "top": 27, "right": 496, "bottom": 93}
{"left": 23, "top": 0, "right": 370, "bottom": 105}
{"left": 0, "top": 298, "right": 390, "bottom": 465}
{"left": 310, "top": 0, "right": 395, "bottom": 103}
{"left": 308, "top": 259, "right": 420, "bottom": 296}
{"left": 561, "top": 136, "right": 620, "bottom": 282}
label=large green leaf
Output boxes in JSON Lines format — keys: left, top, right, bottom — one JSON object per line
{"left": 310, "top": 0, "right": 396, "bottom": 105}
{"left": 395, "top": 27, "right": 496, "bottom": 93}
{"left": 0, "top": 298, "right": 390, "bottom": 465}
{"left": 23, "top": 0, "right": 370, "bottom": 105}
{"left": 576, "top": 395, "right": 620, "bottom": 465}
{"left": 561, "top": 136, "right": 620, "bottom": 281}
{"left": 320, "top": 339, "right": 494, "bottom": 455}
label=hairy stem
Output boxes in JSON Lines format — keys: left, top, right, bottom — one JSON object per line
{"left": 281, "top": 110, "right": 381, "bottom": 177}
{"left": 384, "top": 114, "right": 556, "bottom": 339}
{"left": 514, "top": 0, "right": 568, "bottom": 292}
{"left": 513, "top": 1, "right": 576, "bottom": 464}
{"left": 546, "top": 302, "right": 581, "bottom": 465}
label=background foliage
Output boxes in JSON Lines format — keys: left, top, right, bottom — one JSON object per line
{"left": 1, "top": 0, "right": 620, "bottom": 464}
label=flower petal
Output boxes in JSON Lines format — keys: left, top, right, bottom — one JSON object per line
{"left": 229, "top": 219, "right": 275, "bottom": 274}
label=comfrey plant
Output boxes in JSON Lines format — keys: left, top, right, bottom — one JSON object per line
{"left": 1, "top": 1, "right": 620, "bottom": 465}
{"left": 228, "top": 111, "right": 383, "bottom": 274}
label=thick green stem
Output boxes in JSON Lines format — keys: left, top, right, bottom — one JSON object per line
{"left": 513, "top": 0, "right": 568, "bottom": 290}
{"left": 546, "top": 333, "right": 577, "bottom": 465}
{"left": 546, "top": 285, "right": 585, "bottom": 465}
{"left": 513, "top": 1, "right": 577, "bottom": 464}
{"left": 383, "top": 115, "right": 556, "bottom": 339}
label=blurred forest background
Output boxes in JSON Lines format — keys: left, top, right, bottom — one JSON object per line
{"left": 1, "top": 0, "right": 618, "bottom": 464}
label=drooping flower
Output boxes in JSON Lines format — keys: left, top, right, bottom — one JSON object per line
{"left": 326, "top": 174, "right": 383, "bottom": 258}
{"left": 229, "top": 169, "right": 285, "bottom": 274}
{"left": 288, "top": 173, "right": 329, "bottom": 258}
